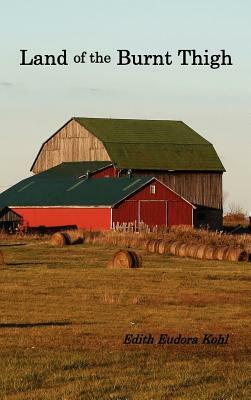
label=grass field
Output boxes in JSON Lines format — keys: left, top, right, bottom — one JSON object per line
{"left": 0, "top": 238, "right": 250, "bottom": 400}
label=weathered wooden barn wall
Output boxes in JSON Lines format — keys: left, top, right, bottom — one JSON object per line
{"left": 32, "top": 120, "right": 111, "bottom": 173}
{"left": 0, "top": 208, "right": 22, "bottom": 222}
{"left": 127, "top": 170, "right": 222, "bottom": 209}
{"left": 31, "top": 119, "right": 223, "bottom": 212}
{"left": 0, "top": 207, "right": 22, "bottom": 231}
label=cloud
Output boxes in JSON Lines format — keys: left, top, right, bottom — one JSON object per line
{"left": 70, "top": 85, "right": 127, "bottom": 96}
{"left": 71, "top": 86, "right": 107, "bottom": 94}
{"left": 86, "top": 87, "right": 105, "bottom": 93}
{"left": 0, "top": 81, "right": 13, "bottom": 87}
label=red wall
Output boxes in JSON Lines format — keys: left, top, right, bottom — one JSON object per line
{"left": 168, "top": 201, "right": 193, "bottom": 225}
{"left": 140, "top": 200, "right": 167, "bottom": 226}
{"left": 92, "top": 165, "right": 116, "bottom": 178}
{"left": 112, "top": 179, "right": 193, "bottom": 226}
{"left": 12, "top": 208, "right": 111, "bottom": 230}
{"left": 12, "top": 179, "right": 193, "bottom": 230}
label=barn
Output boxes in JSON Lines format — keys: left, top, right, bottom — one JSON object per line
{"left": 0, "top": 174, "right": 194, "bottom": 230}
{"left": 30, "top": 117, "right": 225, "bottom": 229}
{"left": 0, "top": 207, "right": 22, "bottom": 232}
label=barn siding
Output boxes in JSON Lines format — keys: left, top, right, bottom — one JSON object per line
{"left": 140, "top": 201, "right": 167, "bottom": 226}
{"left": 32, "top": 120, "right": 111, "bottom": 173}
{"left": 31, "top": 120, "right": 223, "bottom": 210}
{"left": 92, "top": 165, "right": 116, "bottom": 178}
{"left": 112, "top": 201, "right": 138, "bottom": 224}
{"left": 0, "top": 208, "right": 22, "bottom": 222}
{"left": 129, "top": 170, "right": 222, "bottom": 209}
{"left": 112, "top": 180, "right": 193, "bottom": 227}
{"left": 168, "top": 201, "right": 193, "bottom": 225}
{"left": 12, "top": 208, "right": 111, "bottom": 230}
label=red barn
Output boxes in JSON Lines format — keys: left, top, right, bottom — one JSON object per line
{"left": 0, "top": 173, "right": 194, "bottom": 230}
{"left": 30, "top": 117, "right": 225, "bottom": 229}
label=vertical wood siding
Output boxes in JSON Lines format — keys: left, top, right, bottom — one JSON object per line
{"left": 140, "top": 201, "right": 167, "bottom": 226}
{"left": 0, "top": 208, "right": 22, "bottom": 222}
{"left": 112, "top": 180, "right": 193, "bottom": 227}
{"left": 32, "top": 120, "right": 111, "bottom": 173}
{"left": 129, "top": 170, "right": 222, "bottom": 209}
{"left": 31, "top": 120, "right": 222, "bottom": 209}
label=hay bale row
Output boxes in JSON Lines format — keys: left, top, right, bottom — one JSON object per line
{"left": 142, "top": 238, "right": 248, "bottom": 262}
{"left": 107, "top": 250, "right": 142, "bottom": 269}
{"left": 50, "top": 231, "right": 84, "bottom": 247}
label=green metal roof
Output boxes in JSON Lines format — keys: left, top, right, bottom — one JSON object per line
{"left": 0, "top": 176, "right": 153, "bottom": 207}
{"left": 35, "top": 161, "right": 112, "bottom": 180}
{"left": 74, "top": 117, "right": 225, "bottom": 171}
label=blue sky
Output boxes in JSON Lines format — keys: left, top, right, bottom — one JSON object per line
{"left": 1, "top": 0, "right": 250, "bottom": 212}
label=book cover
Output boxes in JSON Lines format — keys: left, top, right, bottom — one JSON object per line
{"left": 0, "top": 1, "right": 250, "bottom": 399}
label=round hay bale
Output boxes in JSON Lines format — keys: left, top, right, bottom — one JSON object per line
{"left": 187, "top": 244, "right": 200, "bottom": 258}
{"left": 177, "top": 243, "right": 190, "bottom": 257}
{"left": 147, "top": 239, "right": 160, "bottom": 253}
{"left": 64, "top": 230, "right": 83, "bottom": 245}
{"left": 195, "top": 244, "right": 208, "bottom": 259}
{"left": 158, "top": 240, "right": 171, "bottom": 255}
{"left": 129, "top": 251, "right": 143, "bottom": 268}
{"left": 111, "top": 250, "right": 134, "bottom": 269}
{"left": 225, "top": 247, "right": 248, "bottom": 262}
{"left": 169, "top": 241, "right": 183, "bottom": 256}
{"left": 0, "top": 250, "right": 5, "bottom": 266}
{"left": 155, "top": 240, "right": 164, "bottom": 253}
{"left": 141, "top": 239, "right": 151, "bottom": 250}
{"left": 203, "top": 246, "right": 216, "bottom": 260}
{"left": 213, "top": 246, "right": 229, "bottom": 261}
{"left": 153, "top": 239, "right": 166, "bottom": 253}
{"left": 50, "top": 232, "right": 69, "bottom": 247}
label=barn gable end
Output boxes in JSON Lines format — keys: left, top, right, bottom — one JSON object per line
{"left": 31, "top": 119, "right": 111, "bottom": 173}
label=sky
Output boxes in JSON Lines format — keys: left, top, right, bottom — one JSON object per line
{"left": 0, "top": 0, "right": 250, "bottom": 213}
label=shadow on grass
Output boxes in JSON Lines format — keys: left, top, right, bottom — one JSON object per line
{"left": 0, "top": 321, "right": 72, "bottom": 328}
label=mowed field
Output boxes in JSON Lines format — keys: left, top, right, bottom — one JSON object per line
{"left": 0, "top": 239, "right": 250, "bottom": 400}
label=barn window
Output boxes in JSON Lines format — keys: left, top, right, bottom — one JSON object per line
{"left": 150, "top": 185, "right": 156, "bottom": 194}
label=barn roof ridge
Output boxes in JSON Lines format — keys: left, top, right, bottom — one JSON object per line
{"left": 74, "top": 116, "right": 184, "bottom": 122}
{"left": 73, "top": 117, "right": 224, "bottom": 171}
{"left": 31, "top": 116, "right": 225, "bottom": 172}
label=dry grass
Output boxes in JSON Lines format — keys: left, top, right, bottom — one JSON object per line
{"left": 0, "top": 238, "right": 250, "bottom": 399}
{"left": 85, "top": 226, "right": 251, "bottom": 252}
{"left": 0, "top": 250, "right": 5, "bottom": 265}
{"left": 0, "top": 230, "right": 50, "bottom": 241}
{"left": 224, "top": 212, "right": 249, "bottom": 227}
{"left": 2, "top": 225, "right": 251, "bottom": 250}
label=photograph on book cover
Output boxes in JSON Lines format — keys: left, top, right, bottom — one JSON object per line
{"left": 0, "top": 1, "right": 250, "bottom": 399}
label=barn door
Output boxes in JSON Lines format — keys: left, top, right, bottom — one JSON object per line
{"left": 139, "top": 201, "right": 167, "bottom": 227}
